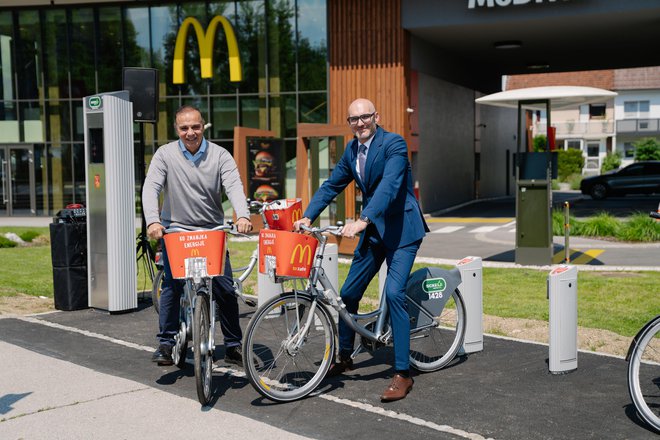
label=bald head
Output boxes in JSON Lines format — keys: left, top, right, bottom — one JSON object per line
{"left": 347, "top": 98, "right": 380, "bottom": 142}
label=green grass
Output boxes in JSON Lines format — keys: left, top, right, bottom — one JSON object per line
{"left": 552, "top": 210, "right": 660, "bottom": 241}
{"left": 1, "top": 228, "right": 658, "bottom": 339}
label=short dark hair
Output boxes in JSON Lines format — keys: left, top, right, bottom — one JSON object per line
{"left": 173, "top": 105, "right": 205, "bottom": 125}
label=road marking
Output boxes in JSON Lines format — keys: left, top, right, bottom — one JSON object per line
{"left": 470, "top": 226, "right": 500, "bottom": 233}
{"left": 432, "top": 226, "right": 465, "bottom": 234}
{"left": 16, "top": 316, "right": 494, "bottom": 440}
{"left": 426, "top": 217, "right": 513, "bottom": 223}
{"left": 552, "top": 249, "right": 604, "bottom": 264}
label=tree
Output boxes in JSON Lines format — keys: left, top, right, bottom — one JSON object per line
{"left": 633, "top": 137, "right": 660, "bottom": 161}
{"left": 601, "top": 152, "right": 621, "bottom": 173}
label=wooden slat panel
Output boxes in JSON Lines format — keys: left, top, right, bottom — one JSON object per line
{"left": 328, "top": 0, "right": 408, "bottom": 139}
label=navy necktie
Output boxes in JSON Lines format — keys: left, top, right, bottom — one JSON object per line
{"left": 358, "top": 144, "right": 367, "bottom": 181}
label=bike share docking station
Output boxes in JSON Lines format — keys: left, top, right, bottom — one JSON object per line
{"left": 378, "top": 256, "right": 484, "bottom": 354}
{"left": 83, "top": 91, "right": 137, "bottom": 312}
{"left": 547, "top": 264, "right": 578, "bottom": 374}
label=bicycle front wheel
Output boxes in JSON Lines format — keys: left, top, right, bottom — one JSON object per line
{"left": 627, "top": 317, "right": 660, "bottom": 432}
{"left": 151, "top": 268, "right": 164, "bottom": 315}
{"left": 243, "top": 291, "right": 336, "bottom": 402}
{"left": 193, "top": 294, "right": 213, "bottom": 405}
{"left": 409, "top": 288, "right": 466, "bottom": 372}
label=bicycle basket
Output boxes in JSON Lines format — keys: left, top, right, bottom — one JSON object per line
{"left": 163, "top": 229, "right": 226, "bottom": 279}
{"left": 263, "top": 198, "right": 303, "bottom": 231}
{"left": 259, "top": 229, "right": 318, "bottom": 279}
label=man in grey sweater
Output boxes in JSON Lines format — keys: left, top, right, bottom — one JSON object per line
{"left": 142, "top": 105, "right": 252, "bottom": 366}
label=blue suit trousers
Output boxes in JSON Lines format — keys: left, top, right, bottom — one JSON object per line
{"left": 339, "top": 227, "right": 421, "bottom": 371}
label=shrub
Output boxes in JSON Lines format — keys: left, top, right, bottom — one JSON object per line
{"left": 0, "top": 235, "right": 18, "bottom": 248}
{"left": 533, "top": 135, "right": 547, "bottom": 152}
{"left": 557, "top": 149, "right": 584, "bottom": 181}
{"left": 19, "top": 230, "right": 40, "bottom": 242}
{"left": 578, "top": 212, "right": 620, "bottom": 237}
{"left": 617, "top": 213, "right": 660, "bottom": 242}
{"left": 568, "top": 173, "right": 583, "bottom": 190}
{"left": 601, "top": 152, "right": 621, "bottom": 173}
{"left": 633, "top": 137, "right": 660, "bottom": 161}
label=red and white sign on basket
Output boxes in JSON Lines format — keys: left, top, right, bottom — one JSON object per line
{"left": 259, "top": 229, "right": 318, "bottom": 280}
{"left": 163, "top": 230, "right": 227, "bottom": 279}
{"left": 263, "top": 198, "right": 303, "bottom": 231}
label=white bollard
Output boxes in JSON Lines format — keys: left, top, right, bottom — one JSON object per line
{"left": 456, "top": 256, "right": 483, "bottom": 353}
{"left": 548, "top": 265, "right": 578, "bottom": 374}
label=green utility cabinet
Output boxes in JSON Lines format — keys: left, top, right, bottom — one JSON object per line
{"left": 515, "top": 178, "right": 552, "bottom": 265}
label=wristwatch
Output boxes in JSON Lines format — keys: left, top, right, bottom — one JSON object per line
{"left": 359, "top": 215, "right": 371, "bottom": 224}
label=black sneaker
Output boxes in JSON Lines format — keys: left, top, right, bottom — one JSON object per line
{"left": 152, "top": 344, "right": 173, "bottom": 366}
{"left": 224, "top": 345, "right": 243, "bottom": 368}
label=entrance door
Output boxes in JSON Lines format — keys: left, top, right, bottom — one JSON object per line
{"left": 0, "top": 145, "right": 36, "bottom": 216}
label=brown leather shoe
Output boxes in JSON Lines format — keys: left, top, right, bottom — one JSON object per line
{"left": 326, "top": 356, "right": 354, "bottom": 377}
{"left": 380, "top": 374, "right": 414, "bottom": 402}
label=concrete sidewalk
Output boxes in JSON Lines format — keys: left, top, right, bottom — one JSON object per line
{"left": 0, "top": 340, "right": 310, "bottom": 439}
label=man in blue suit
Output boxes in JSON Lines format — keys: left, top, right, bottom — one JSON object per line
{"left": 294, "top": 98, "right": 428, "bottom": 402}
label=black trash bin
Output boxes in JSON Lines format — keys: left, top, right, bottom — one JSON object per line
{"left": 49, "top": 210, "right": 88, "bottom": 311}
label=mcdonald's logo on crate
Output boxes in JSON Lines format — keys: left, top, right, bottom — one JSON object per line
{"left": 259, "top": 229, "right": 317, "bottom": 278}
{"left": 173, "top": 16, "right": 242, "bottom": 84}
{"left": 264, "top": 198, "right": 303, "bottom": 231}
{"left": 163, "top": 230, "right": 226, "bottom": 279}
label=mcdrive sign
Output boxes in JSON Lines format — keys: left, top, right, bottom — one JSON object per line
{"left": 468, "top": 0, "right": 569, "bottom": 8}
{"left": 173, "top": 15, "right": 242, "bottom": 84}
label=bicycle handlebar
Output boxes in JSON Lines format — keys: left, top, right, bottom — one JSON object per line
{"left": 248, "top": 198, "right": 282, "bottom": 212}
{"left": 298, "top": 224, "right": 343, "bottom": 236}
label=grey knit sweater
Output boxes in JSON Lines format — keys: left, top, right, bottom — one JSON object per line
{"left": 142, "top": 139, "right": 250, "bottom": 229}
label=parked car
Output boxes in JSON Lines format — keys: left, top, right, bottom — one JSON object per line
{"left": 580, "top": 161, "right": 660, "bottom": 200}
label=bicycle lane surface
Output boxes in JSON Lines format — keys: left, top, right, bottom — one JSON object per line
{"left": 1, "top": 303, "right": 658, "bottom": 440}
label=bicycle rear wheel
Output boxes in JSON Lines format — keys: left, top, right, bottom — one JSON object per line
{"left": 627, "top": 317, "right": 660, "bottom": 432}
{"left": 408, "top": 288, "right": 466, "bottom": 372}
{"left": 151, "top": 268, "right": 164, "bottom": 315}
{"left": 193, "top": 294, "right": 213, "bottom": 405}
{"left": 243, "top": 291, "right": 336, "bottom": 402}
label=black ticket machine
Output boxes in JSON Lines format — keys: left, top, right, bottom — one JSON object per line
{"left": 83, "top": 91, "right": 137, "bottom": 312}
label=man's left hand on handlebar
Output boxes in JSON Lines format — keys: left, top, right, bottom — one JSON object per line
{"left": 341, "top": 218, "right": 367, "bottom": 239}
{"left": 235, "top": 217, "right": 253, "bottom": 234}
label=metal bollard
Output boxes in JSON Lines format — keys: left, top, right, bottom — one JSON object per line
{"left": 456, "top": 256, "right": 483, "bottom": 354}
{"left": 548, "top": 264, "right": 578, "bottom": 374}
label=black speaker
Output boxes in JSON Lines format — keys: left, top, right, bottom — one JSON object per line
{"left": 122, "top": 67, "right": 159, "bottom": 123}
{"left": 49, "top": 223, "right": 87, "bottom": 267}
{"left": 53, "top": 266, "right": 88, "bottom": 311}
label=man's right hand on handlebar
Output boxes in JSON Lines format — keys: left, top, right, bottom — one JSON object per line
{"left": 293, "top": 217, "right": 312, "bottom": 232}
{"left": 147, "top": 222, "right": 166, "bottom": 240}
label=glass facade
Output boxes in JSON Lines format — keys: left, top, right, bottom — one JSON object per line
{"left": 0, "top": 0, "right": 327, "bottom": 215}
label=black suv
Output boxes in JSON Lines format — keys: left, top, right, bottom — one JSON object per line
{"left": 580, "top": 160, "right": 660, "bottom": 200}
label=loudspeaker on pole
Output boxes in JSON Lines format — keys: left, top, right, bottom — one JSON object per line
{"left": 122, "top": 67, "right": 159, "bottom": 123}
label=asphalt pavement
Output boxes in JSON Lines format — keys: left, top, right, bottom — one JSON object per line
{"left": 1, "top": 192, "right": 659, "bottom": 439}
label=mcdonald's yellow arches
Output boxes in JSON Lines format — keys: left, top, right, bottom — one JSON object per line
{"left": 190, "top": 248, "right": 200, "bottom": 256}
{"left": 290, "top": 244, "right": 313, "bottom": 265}
{"left": 173, "top": 16, "right": 242, "bottom": 84}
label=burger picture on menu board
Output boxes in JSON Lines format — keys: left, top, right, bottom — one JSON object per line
{"left": 247, "top": 137, "right": 284, "bottom": 202}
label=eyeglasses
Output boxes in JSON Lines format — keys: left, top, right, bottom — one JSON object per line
{"left": 346, "top": 112, "right": 375, "bottom": 125}
{"left": 177, "top": 124, "right": 203, "bottom": 132}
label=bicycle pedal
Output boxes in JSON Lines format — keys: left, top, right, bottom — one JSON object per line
{"left": 244, "top": 298, "right": 257, "bottom": 307}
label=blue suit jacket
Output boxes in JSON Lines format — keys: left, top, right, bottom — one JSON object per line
{"left": 304, "top": 126, "right": 429, "bottom": 250}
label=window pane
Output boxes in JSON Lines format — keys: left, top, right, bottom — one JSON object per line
{"left": 43, "top": 9, "right": 68, "bottom": 99}
{"left": 16, "top": 10, "right": 41, "bottom": 100}
{"left": 624, "top": 101, "right": 637, "bottom": 117}
{"left": 269, "top": 94, "right": 296, "bottom": 138}
{"left": 209, "top": 2, "right": 240, "bottom": 94}
{"left": 176, "top": 2, "right": 209, "bottom": 96}
{"left": 210, "top": 96, "right": 237, "bottom": 140}
{"left": 235, "top": 1, "right": 266, "bottom": 94}
{"left": 49, "top": 100, "right": 71, "bottom": 143}
{"left": 298, "top": 0, "right": 327, "bottom": 91}
{"left": 49, "top": 144, "right": 74, "bottom": 209}
{"left": 0, "top": 11, "right": 15, "bottom": 102}
{"left": 72, "top": 99, "right": 85, "bottom": 141}
{"left": 299, "top": 92, "right": 327, "bottom": 124}
{"left": 125, "top": 7, "right": 151, "bottom": 67}
{"left": 70, "top": 8, "right": 95, "bottom": 98}
{"left": 639, "top": 100, "right": 650, "bottom": 116}
{"left": 0, "top": 100, "right": 18, "bottom": 142}
{"left": 72, "top": 143, "right": 86, "bottom": 204}
{"left": 151, "top": 6, "right": 177, "bottom": 95}
{"left": 34, "top": 144, "right": 47, "bottom": 215}
{"left": 21, "top": 101, "right": 44, "bottom": 142}
{"left": 268, "top": 0, "right": 296, "bottom": 92}
{"left": 240, "top": 96, "right": 267, "bottom": 129}
{"left": 97, "top": 6, "right": 123, "bottom": 93}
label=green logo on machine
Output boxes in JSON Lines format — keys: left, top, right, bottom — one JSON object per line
{"left": 88, "top": 96, "right": 102, "bottom": 109}
{"left": 422, "top": 277, "right": 446, "bottom": 293}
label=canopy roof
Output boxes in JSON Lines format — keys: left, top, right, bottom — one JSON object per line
{"left": 475, "top": 86, "right": 617, "bottom": 110}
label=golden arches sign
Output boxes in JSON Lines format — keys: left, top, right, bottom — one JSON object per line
{"left": 290, "top": 244, "right": 313, "bottom": 265}
{"left": 173, "top": 16, "right": 242, "bottom": 84}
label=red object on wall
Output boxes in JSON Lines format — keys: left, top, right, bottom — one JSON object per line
{"left": 548, "top": 126, "right": 557, "bottom": 150}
